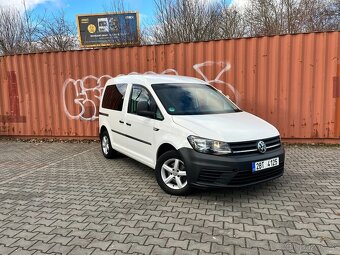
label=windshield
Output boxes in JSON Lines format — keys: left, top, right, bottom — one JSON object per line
{"left": 151, "top": 83, "right": 240, "bottom": 115}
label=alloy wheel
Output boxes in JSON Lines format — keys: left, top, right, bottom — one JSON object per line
{"left": 160, "top": 158, "right": 187, "bottom": 189}
{"left": 101, "top": 135, "right": 110, "bottom": 155}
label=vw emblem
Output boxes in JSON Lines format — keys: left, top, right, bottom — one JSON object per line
{"left": 257, "top": 141, "right": 267, "bottom": 153}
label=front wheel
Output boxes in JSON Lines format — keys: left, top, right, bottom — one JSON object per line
{"left": 155, "top": 150, "right": 191, "bottom": 195}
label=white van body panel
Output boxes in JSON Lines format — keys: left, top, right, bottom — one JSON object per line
{"left": 172, "top": 112, "right": 279, "bottom": 143}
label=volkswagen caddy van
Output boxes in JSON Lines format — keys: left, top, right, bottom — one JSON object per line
{"left": 99, "top": 75, "right": 284, "bottom": 195}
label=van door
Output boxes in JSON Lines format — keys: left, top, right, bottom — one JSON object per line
{"left": 123, "top": 84, "right": 163, "bottom": 167}
{"left": 101, "top": 83, "right": 128, "bottom": 149}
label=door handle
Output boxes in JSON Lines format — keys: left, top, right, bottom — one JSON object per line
{"left": 153, "top": 127, "right": 159, "bottom": 131}
{"left": 119, "top": 120, "right": 124, "bottom": 124}
{"left": 126, "top": 123, "right": 131, "bottom": 126}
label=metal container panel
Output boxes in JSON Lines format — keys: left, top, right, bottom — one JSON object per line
{"left": 0, "top": 32, "right": 339, "bottom": 142}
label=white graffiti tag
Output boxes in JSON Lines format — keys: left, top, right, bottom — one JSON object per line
{"left": 193, "top": 61, "right": 240, "bottom": 104}
{"left": 62, "top": 62, "right": 238, "bottom": 121}
{"left": 63, "top": 75, "right": 112, "bottom": 121}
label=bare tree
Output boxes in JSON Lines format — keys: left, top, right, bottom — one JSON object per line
{"left": 332, "top": 0, "right": 340, "bottom": 29}
{"left": 21, "top": 1, "right": 43, "bottom": 53}
{"left": 0, "top": 7, "right": 25, "bottom": 55}
{"left": 244, "top": 0, "right": 288, "bottom": 36}
{"left": 282, "top": 0, "right": 304, "bottom": 34}
{"left": 243, "top": 0, "right": 340, "bottom": 37}
{"left": 149, "top": 0, "right": 340, "bottom": 42}
{"left": 0, "top": 5, "right": 46, "bottom": 55}
{"left": 38, "top": 10, "right": 77, "bottom": 52}
{"left": 220, "top": 6, "right": 247, "bottom": 39}
{"left": 300, "top": 0, "right": 340, "bottom": 32}
{"left": 150, "top": 0, "right": 224, "bottom": 44}
{"left": 139, "top": 26, "right": 156, "bottom": 45}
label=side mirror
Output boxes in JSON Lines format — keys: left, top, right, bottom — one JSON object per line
{"left": 136, "top": 101, "right": 155, "bottom": 118}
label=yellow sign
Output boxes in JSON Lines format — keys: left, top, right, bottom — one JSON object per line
{"left": 87, "top": 24, "right": 96, "bottom": 33}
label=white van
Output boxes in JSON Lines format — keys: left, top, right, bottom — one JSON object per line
{"left": 99, "top": 75, "right": 284, "bottom": 195}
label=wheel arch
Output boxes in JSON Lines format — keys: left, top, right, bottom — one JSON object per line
{"left": 100, "top": 125, "right": 108, "bottom": 137}
{"left": 157, "top": 143, "right": 177, "bottom": 160}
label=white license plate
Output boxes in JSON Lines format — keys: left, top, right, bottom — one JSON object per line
{"left": 252, "top": 157, "right": 279, "bottom": 172}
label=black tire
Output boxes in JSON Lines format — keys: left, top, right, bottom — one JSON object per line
{"left": 155, "top": 150, "right": 191, "bottom": 196}
{"left": 100, "top": 130, "right": 117, "bottom": 159}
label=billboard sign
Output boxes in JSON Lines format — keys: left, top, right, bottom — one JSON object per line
{"left": 76, "top": 12, "right": 140, "bottom": 48}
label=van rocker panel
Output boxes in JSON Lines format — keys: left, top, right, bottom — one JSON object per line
{"left": 179, "top": 147, "right": 285, "bottom": 188}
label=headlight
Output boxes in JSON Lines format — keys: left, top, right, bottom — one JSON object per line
{"left": 187, "top": 135, "right": 232, "bottom": 155}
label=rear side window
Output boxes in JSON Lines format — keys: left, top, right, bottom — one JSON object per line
{"left": 102, "top": 84, "right": 127, "bottom": 111}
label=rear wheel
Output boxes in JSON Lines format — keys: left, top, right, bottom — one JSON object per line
{"left": 155, "top": 150, "right": 191, "bottom": 195}
{"left": 100, "top": 130, "right": 117, "bottom": 159}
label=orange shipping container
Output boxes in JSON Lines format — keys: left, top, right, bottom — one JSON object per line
{"left": 0, "top": 32, "right": 339, "bottom": 143}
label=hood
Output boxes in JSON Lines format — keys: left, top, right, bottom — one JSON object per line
{"left": 172, "top": 112, "right": 280, "bottom": 143}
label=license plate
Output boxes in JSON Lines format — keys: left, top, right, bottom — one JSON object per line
{"left": 252, "top": 157, "right": 279, "bottom": 172}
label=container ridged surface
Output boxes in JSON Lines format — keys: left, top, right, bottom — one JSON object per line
{"left": 0, "top": 32, "right": 339, "bottom": 142}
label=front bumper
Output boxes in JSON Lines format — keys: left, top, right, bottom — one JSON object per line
{"left": 179, "top": 146, "right": 285, "bottom": 188}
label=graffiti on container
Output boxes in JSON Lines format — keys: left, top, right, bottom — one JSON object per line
{"left": 63, "top": 75, "right": 112, "bottom": 121}
{"left": 62, "top": 61, "right": 238, "bottom": 121}
{"left": 193, "top": 61, "right": 240, "bottom": 103}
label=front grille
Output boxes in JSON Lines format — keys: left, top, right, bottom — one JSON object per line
{"left": 197, "top": 169, "right": 228, "bottom": 183}
{"left": 197, "top": 165, "right": 284, "bottom": 185}
{"left": 229, "top": 136, "right": 281, "bottom": 155}
{"left": 228, "top": 165, "right": 284, "bottom": 186}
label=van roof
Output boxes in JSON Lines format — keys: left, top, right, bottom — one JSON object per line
{"left": 107, "top": 74, "right": 206, "bottom": 86}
